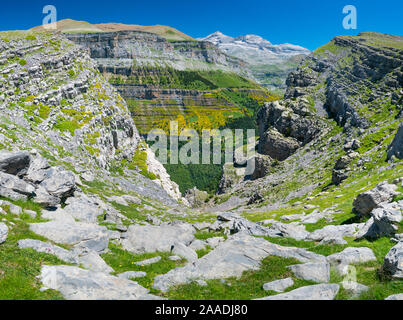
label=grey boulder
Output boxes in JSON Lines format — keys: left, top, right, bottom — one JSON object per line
{"left": 0, "top": 222, "right": 8, "bottom": 244}
{"left": 288, "top": 262, "right": 330, "bottom": 283}
{"left": 0, "top": 150, "right": 31, "bottom": 176}
{"left": 257, "top": 284, "right": 340, "bottom": 300}
{"left": 121, "top": 223, "right": 195, "bottom": 254}
{"left": 29, "top": 221, "right": 109, "bottom": 253}
{"left": 263, "top": 278, "right": 294, "bottom": 293}
{"left": 328, "top": 247, "right": 376, "bottom": 266}
{"left": 353, "top": 182, "right": 398, "bottom": 216}
{"left": 18, "top": 239, "right": 78, "bottom": 264}
{"left": 383, "top": 241, "right": 403, "bottom": 279}
{"left": 39, "top": 166, "right": 76, "bottom": 199}
{"left": 39, "top": 265, "right": 156, "bottom": 300}
{"left": 0, "top": 171, "right": 35, "bottom": 200}
{"left": 355, "top": 201, "right": 402, "bottom": 239}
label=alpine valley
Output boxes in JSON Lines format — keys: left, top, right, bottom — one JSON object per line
{"left": 0, "top": 18, "right": 402, "bottom": 301}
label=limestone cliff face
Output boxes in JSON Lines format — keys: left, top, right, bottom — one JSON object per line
{"left": 0, "top": 31, "right": 185, "bottom": 205}
{"left": 285, "top": 33, "right": 403, "bottom": 129}
{"left": 65, "top": 31, "right": 249, "bottom": 75}
{"left": 214, "top": 33, "right": 403, "bottom": 210}
{"left": 0, "top": 32, "right": 139, "bottom": 169}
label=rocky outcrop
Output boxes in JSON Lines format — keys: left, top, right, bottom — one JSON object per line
{"left": 0, "top": 223, "right": 8, "bottom": 244}
{"left": 388, "top": 124, "right": 403, "bottom": 160}
{"left": 355, "top": 201, "right": 402, "bottom": 239}
{"left": 383, "top": 241, "right": 403, "bottom": 278}
{"left": 39, "top": 265, "right": 158, "bottom": 300}
{"left": 257, "top": 284, "right": 340, "bottom": 300}
{"left": 257, "top": 100, "right": 320, "bottom": 161}
{"left": 353, "top": 182, "right": 398, "bottom": 216}
{"left": 65, "top": 31, "right": 248, "bottom": 76}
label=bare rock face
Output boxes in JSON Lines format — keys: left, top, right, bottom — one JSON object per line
{"left": 184, "top": 187, "right": 209, "bottom": 208}
{"left": 121, "top": 223, "right": 195, "bottom": 254}
{"left": 39, "top": 265, "right": 156, "bottom": 300}
{"left": 257, "top": 100, "right": 320, "bottom": 162}
{"left": 0, "top": 222, "right": 8, "bottom": 244}
{"left": 383, "top": 241, "right": 403, "bottom": 279}
{"left": 353, "top": 182, "right": 398, "bottom": 216}
{"left": 355, "top": 201, "right": 402, "bottom": 239}
{"left": 259, "top": 129, "right": 300, "bottom": 161}
{"left": 0, "top": 151, "right": 31, "bottom": 176}
{"left": 257, "top": 284, "right": 340, "bottom": 300}
{"left": 387, "top": 124, "right": 403, "bottom": 160}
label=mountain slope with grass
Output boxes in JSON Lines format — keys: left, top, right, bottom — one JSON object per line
{"left": 0, "top": 29, "right": 402, "bottom": 301}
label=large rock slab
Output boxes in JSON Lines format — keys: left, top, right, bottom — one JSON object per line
{"left": 353, "top": 182, "right": 398, "bottom": 216}
{"left": 172, "top": 242, "right": 198, "bottom": 262}
{"left": 0, "top": 222, "right": 8, "bottom": 244}
{"left": 288, "top": 262, "right": 330, "bottom": 283}
{"left": 217, "top": 212, "right": 276, "bottom": 237}
{"left": 30, "top": 221, "right": 109, "bottom": 253}
{"left": 383, "top": 241, "right": 403, "bottom": 279}
{"left": 355, "top": 201, "right": 402, "bottom": 239}
{"left": 328, "top": 247, "right": 376, "bottom": 266}
{"left": 308, "top": 224, "right": 363, "bottom": 242}
{"left": 0, "top": 150, "right": 31, "bottom": 176}
{"left": 39, "top": 265, "right": 156, "bottom": 300}
{"left": 263, "top": 278, "right": 294, "bottom": 293}
{"left": 0, "top": 171, "right": 35, "bottom": 200}
{"left": 257, "top": 284, "right": 340, "bottom": 300}
{"left": 39, "top": 166, "right": 76, "bottom": 199}
{"left": 385, "top": 293, "right": 403, "bottom": 300}
{"left": 268, "top": 222, "right": 310, "bottom": 241}
{"left": 153, "top": 234, "right": 326, "bottom": 292}
{"left": 62, "top": 195, "right": 105, "bottom": 223}
{"left": 18, "top": 239, "right": 78, "bottom": 264}
{"left": 121, "top": 223, "right": 195, "bottom": 254}
{"left": 387, "top": 124, "right": 403, "bottom": 160}
{"left": 25, "top": 155, "right": 50, "bottom": 183}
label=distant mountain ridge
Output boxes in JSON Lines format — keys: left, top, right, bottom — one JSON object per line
{"left": 199, "top": 31, "right": 310, "bottom": 65}
{"left": 30, "top": 19, "right": 195, "bottom": 41}
{"left": 199, "top": 31, "right": 310, "bottom": 91}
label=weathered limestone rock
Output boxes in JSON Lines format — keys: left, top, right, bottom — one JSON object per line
{"left": 268, "top": 222, "right": 310, "bottom": 241}
{"left": 0, "top": 222, "right": 8, "bottom": 244}
{"left": 184, "top": 187, "right": 209, "bottom": 208}
{"left": 0, "top": 171, "right": 35, "bottom": 200}
{"left": 172, "top": 242, "right": 198, "bottom": 262}
{"left": 39, "top": 166, "right": 76, "bottom": 199}
{"left": 307, "top": 224, "right": 363, "bottom": 242}
{"left": 39, "top": 265, "right": 156, "bottom": 300}
{"left": 353, "top": 182, "right": 398, "bottom": 216}
{"left": 0, "top": 150, "right": 31, "bottom": 176}
{"left": 385, "top": 293, "right": 403, "bottom": 300}
{"left": 18, "top": 239, "right": 78, "bottom": 264}
{"left": 25, "top": 156, "right": 50, "bottom": 183}
{"left": 355, "top": 201, "right": 402, "bottom": 239}
{"left": 257, "top": 284, "right": 339, "bottom": 300}
{"left": 288, "top": 262, "right": 330, "bottom": 283}
{"left": 29, "top": 221, "right": 109, "bottom": 253}
{"left": 383, "top": 241, "right": 403, "bottom": 279}
{"left": 387, "top": 124, "right": 403, "bottom": 160}
{"left": 153, "top": 234, "right": 325, "bottom": 292}
{"left": 259, "top": 129, "right": 300, "bottom": 161}
{"left": 263, "top": 278, "right": 294, "bottom": 293}
{"left": 121, "top": 223, "right": 195, "bottom": 254}
{"left": 118, "top": 271, "right": 147, "bottom": 280}
{"left": 328, "top": 247, "right": 376, "bottom": 267}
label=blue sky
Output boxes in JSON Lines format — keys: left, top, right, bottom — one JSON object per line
{"left": 0, "top": 0, "right": 402, "bottom": 50}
